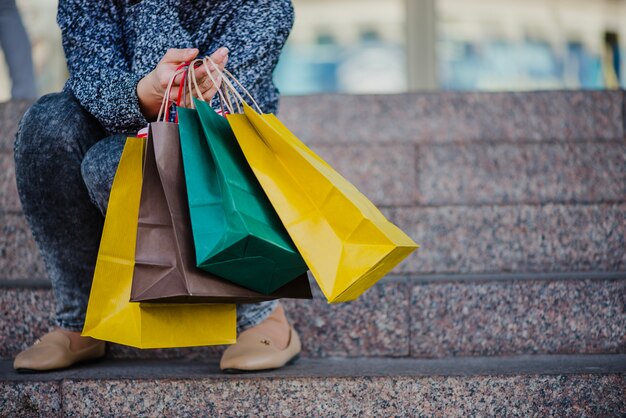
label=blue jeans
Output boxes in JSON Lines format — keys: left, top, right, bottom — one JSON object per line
{"left": 14, "top": 91, "right": 276, "bottom": 334}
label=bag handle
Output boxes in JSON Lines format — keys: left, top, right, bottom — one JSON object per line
{"left": 202, "top": 58, "right": 238, "bottom": 114}
{"left": 155, "top": 51, "right": 264, "bottom": 122}
{"left": 157, "top": 64, "right": 188, "bottom": 122}
{"left": 204, "top": 56, "right": 264, "bottom": 114}
{"left": 187, "top": 58, "right": 232, "bottom": 115}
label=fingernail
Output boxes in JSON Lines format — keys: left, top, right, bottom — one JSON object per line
{"left": 218, "top": 47, "right": 229, "bottom": 56}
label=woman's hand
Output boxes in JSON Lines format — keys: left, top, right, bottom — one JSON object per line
{"left": 137, "top": 47, "right": 229, "bottom": 120}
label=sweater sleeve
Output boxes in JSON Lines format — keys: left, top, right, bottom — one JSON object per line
{"left": 204, "top": 0, "right": 295, "bottom": 114}
{"left": 57, "top": 0, "right": 148, "bottom": 134}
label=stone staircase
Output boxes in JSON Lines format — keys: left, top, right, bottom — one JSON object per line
{"left": 1, "top": 91, "right": 625, "bottom": 416}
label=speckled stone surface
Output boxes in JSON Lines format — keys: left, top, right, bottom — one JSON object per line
{"left": 309, "top": 143, "right": 418, "bottom": 206}
{"left": 392, "top": 203, "right": 626, "bottom": 274}
{"left": 282, "top": 280, "right": 410, "bottom": 357}
{"left": 106, "top": 342, "right": 226, "bottom": 361}
{"left": 411, "top": 279, "right": 626, "bottom": 358}
{"left": 0, "top": 153, "right": 20, "bottom": 212}
{"left": 280, "top": 91, "right": 624, "bottom": 144}
{"left": 2, "top": 92, "right": 624, "bottom": 150}
{"left": 0, "top": 100, "right": 31, "bottom": 152}
{"left": 5, "top": 202, "right": 625, "bottom": 281}
{"left": 0, "top": 382, "right": 61, "bottom": 418}
{"left": 3, "top": 278, "right": 625, "bottom": 361}
{"left": 0, "top": 214, "right": 45, "bottom": 280}
{"left": 418, "top": 141, "right": 626, "bottom": 205}
{"left": 54, "top": 374, "right": 626, "bottom": 417}
{"left": 2, "top": 354, "right": 625, "bottom": 416}
{"left": 0, "top": 281, "right": 410, "bottom": 360}
{"left": 0, "top": 288, "right": 56, "bottom": 359}
{"left": 6, "top": 355, "right": 626, "bottom": 380}
{"left": 5, "top": 136, "right": 624, "bottom": 212}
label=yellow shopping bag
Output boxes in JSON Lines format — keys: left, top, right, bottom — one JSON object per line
{"left": 227, "top": 100, "right": 419, "bottom": 303}
{"left": 82, "top": 136, "right": 236, "bottom": 348}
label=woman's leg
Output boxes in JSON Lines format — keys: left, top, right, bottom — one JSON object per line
{"left": 237, "top": 300, "right": 280, "bottom": 333}
{"left": 14, "top": 91, "right": 108, "bottom": 332}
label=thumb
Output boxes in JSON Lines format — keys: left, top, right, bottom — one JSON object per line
{"left": 161, "top": 48, "right": 199, "bottom": 64}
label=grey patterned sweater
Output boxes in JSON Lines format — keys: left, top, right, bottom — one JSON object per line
{"left": 57, "top": 0, "right": 294, "bottom": 134}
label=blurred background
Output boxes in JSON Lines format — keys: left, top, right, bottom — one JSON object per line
{"left": 1, "top": 0, "right": 625, "bottom": 101}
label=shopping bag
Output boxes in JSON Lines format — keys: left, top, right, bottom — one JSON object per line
{"left": 177, "top": 99, "right": 308, "bottom": 294}
{"left": 130, "top": 122, "right": 312, "bottom": 303}
{"left": 216, "top": 67, "right": 418, "bottom": 303}
{"left": 82, "top": 136, "right": 236, "bottom": 348}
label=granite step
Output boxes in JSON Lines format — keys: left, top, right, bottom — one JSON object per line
{"left": 1, "top": 355, "right": 625, "bottom": 417}
{"left": 2, "top": 273, "right": 624, "bottom": 361}
{"left": 2, "top": 92, "right": 625, "bottom": 215}
{"left": 1, "top": 92, "right": 624, "bottom": 281}
{"left": 3, "top": 138, "right": 625, "bottom": 212}
{"left": 2, "top": 202, "right": 624, "bottom": 281}
{"left": 3, "top": 91, "right": 623, "bottom": 151}
{"left": 279, "top": 90, "right": 625, "bottom": 145}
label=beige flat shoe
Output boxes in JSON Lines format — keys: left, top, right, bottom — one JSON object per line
{"left": 13, "top": 330, "right": 106, "bottom": 373}
{"left": 220, "top": 326, "right": 301, "bottom": 373}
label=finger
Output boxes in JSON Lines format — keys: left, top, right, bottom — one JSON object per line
{"left": 155, "top": 65, "right": 189, "bottom": 94}
{"left": 201, "top": 78, "right": 223, "bottom": 102}
{"left": 187, "top": 72, "right": 205, "bottom": 99}
{"left": 192, "top": 68, "right": 215, "bottom": 92}
{"left": 201, "top": 57, "right": 227, "bottom": 87}
{"left": 198, "top": 69, "right": 224, "bottom": 95}
{"left": 199, "top": 72, "right": 219, "bottom": 92}
{"left": 192, "top": 49, "right": 226, "bottom": 95}
{"left": 204, "top": 55, "right": 228, "bottom": 74}
{"left": 194, "top": 53, "right": 228, "bottom": 83}
{"left": 190, "top": 66, "right": 208, "bottom": 91}
{"left": 201, "top": 88, "right": 217, "bottom": 103}
{"left": 218, "top": 54, "right": 229, "bottom": 72}
{"left": 170, "top": 85, "right": 192, "bottom": 105}
{"left": 210, "top": 47, "right": 229, "bottom": 65}
{"left": 172, "top": 71, "right": 185, "bottom": 88}
{"left": 201, "top": 48, "right": 229, "bottom": 74}
{"left": 168, "top": 86, "right": 181, "bottom": 103}
{"left": 188, "top": 61, "right": 205, "bottom": 82}
{"left": 161, "top": 48, "right": 199, "bottom": 64}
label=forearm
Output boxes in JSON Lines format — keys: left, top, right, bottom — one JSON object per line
{"left": 64, "top": 71, "right": 147, "bottom": 134}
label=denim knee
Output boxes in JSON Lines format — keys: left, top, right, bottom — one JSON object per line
{"left": 14, "top": 92, "right": 104, "bottom": 159}
{"left": 81, "top": 135, "right": 127, "bottom": 215}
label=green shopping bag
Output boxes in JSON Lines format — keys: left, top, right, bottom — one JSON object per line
{"left": 177, "top": 101, "right": 308, "bottom": 294}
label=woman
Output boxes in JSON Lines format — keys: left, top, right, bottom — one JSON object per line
{"left": 13, "top": 0, "right": 299, "bottom": 373}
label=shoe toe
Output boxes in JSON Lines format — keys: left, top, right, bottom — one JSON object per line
{"left": 220, "top": 345, "right": 275, "bottom": 371}
{"left": 220, "top": 327, "right": 301, "bottom": 372}
{"left": 14, "top": 343, "right": 72, "bottom": 371}
{"left": 13, "top": 331, "right": 105, "bottom": 372}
